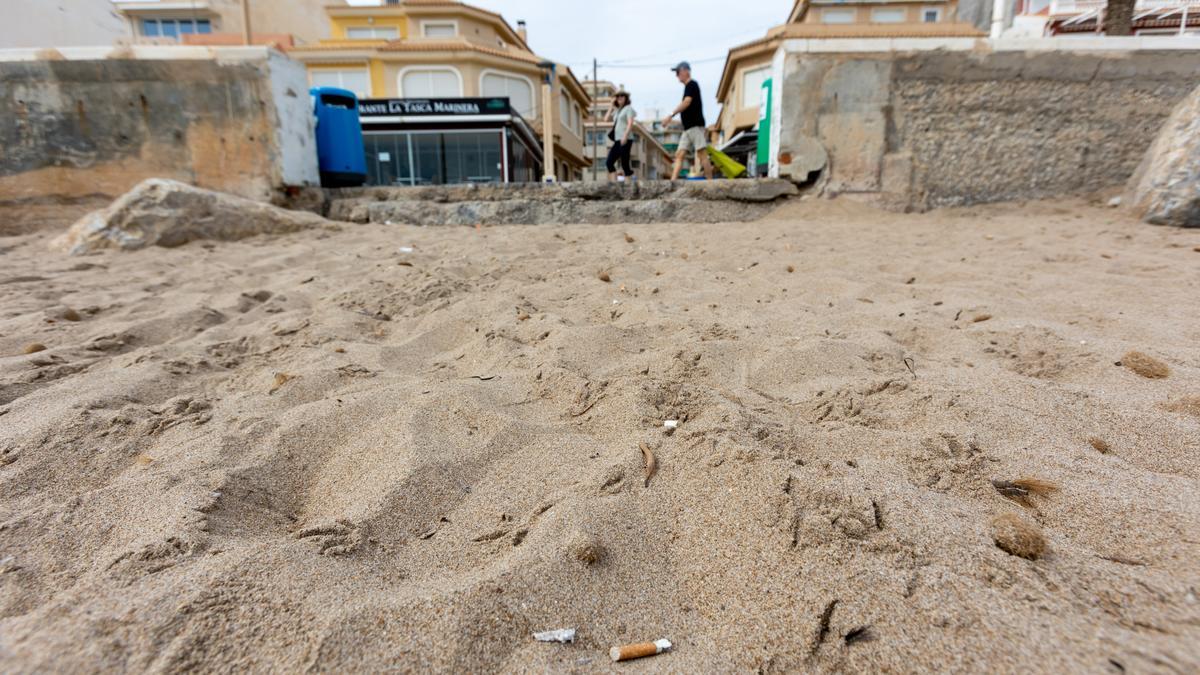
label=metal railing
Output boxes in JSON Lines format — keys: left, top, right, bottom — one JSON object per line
{"left": 1050, "top": 0, "right": 1200, "bottom": 12}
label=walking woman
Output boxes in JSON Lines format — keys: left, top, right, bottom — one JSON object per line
{"left": 604, "top": 90, "right": 636, "bottom": 181}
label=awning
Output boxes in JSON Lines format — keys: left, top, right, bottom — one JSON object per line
{"left": 719, "top": 129, "right": 758, "bottom": 157}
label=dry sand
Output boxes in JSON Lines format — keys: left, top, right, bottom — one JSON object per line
{"left": 1, "top": 197, "right": 1198, "bottom": 672}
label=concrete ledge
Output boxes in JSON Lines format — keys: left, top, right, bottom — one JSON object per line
{"left": 315, "top": 179, "right": 800, "bottom": 226}
{"left": 326, "top": 179, "right": 799, "bottom": 205}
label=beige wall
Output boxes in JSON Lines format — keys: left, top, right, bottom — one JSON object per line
{"left": 120, "top": 0, "right": 338, "bottom": 45}
{"left": 184, "top": 0, "right": 335, "bottom": 44}
{"left": 801, "top": 2, "right": 957, "bottom": 24}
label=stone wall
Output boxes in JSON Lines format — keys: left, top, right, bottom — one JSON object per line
{"left": 774, "top": 49, "right": 1200, "bottom": 210}
{"left": 0, "top": 47, "right": 318, "bottom": 234}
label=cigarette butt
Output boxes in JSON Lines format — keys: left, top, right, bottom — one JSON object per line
{"left": 610, "top": 638, "right": 672, "bottom": 662}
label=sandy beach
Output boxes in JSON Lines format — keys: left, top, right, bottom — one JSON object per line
{"left": 1, "top": 197, "right": 1198, "bottom": 672}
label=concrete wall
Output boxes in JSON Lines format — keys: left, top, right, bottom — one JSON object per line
{"left": 0, "top": 47, "right": 318, "bottom": 233}
{"left": 773, "top": 47, "right": 1200, "bottom": 210}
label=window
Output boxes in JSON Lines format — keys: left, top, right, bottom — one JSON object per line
{"left": 560, "top": 94, "right": 569, "bottom": 126}
{"left": 742, "top": 66, "right": 770, "bottom": 109}
{"left": 480, "top": 71, "right": 534, "bottom": 117}
{"left": 821, "top": 8, "right": 856, "bottom": 24}
{"left": 921, "top": 8, "right": 942, "bottom": 22}
{"left": 871, "top": 8, "right": 907, "bottom": 23}
{"left": 422, "top": 21, "right": 457, "bottom": 38}
{"left": 310, "top": 69, "right": 370, "bottom": 98}
{"left": 573, "top": 103, "right": 582, "bottom": 134}
{"left": 400, "top": 67, "right": 462, "bottom": 97}
{"left": 141, "top": 18, "right": 211, "bottom": 40}
{"left": 345, "top": 26, "right": 398, "bottom": 40}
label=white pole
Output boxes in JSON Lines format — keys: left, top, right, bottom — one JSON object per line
{"left": 991, "top": 0, "right": 1008, "bottom": 39}
{"left": 1181, "top": 6, "right": 1189, "bottom": 36}
{"left": 542, "top": 80, "right": 556, "bottom": 183}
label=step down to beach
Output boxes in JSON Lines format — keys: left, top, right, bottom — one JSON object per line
{"left": 317, "top": 179, "right": 799, "bottom": 226}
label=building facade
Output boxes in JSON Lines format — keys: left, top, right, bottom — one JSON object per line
{"left": 288, "top": 1, "right": 592, "bottom": 183}
{"left": 580, "top": 80, "right": 672, "bottom": 181}
{"left": 113, "top": 0, "right": 336, "bottom": 48}
{"left": 714, "top": 0, "right": 984, "bottom": 163}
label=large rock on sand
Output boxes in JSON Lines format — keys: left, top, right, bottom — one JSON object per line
{"left": 1126, "top": 84, "right": 1200, "bottom": 228}
{"left": 51, "top": 179, "right": 337, "bottom": 254}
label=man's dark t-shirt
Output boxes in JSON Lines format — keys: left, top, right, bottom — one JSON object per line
{"left": 680, "top": 80, "right": 705, "bottom": 130}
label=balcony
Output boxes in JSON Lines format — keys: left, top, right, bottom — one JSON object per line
{"left": 1049, "top": 0, "right": 1200, "bottom": 12}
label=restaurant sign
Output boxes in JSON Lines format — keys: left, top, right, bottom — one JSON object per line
{"left": 358, "top": 97, "right": 511, "bottom": 117}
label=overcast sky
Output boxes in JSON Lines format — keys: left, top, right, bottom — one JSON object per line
{"left": 348, "top": 0, "right": 786, "bottom": 121}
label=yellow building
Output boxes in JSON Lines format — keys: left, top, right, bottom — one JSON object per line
{"left": 289, "top": 0, "right": 592, "bottom": 183}
{"left": 715, "top": 0, "right": 984, "bottom": 155}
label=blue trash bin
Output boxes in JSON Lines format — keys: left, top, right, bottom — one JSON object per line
{"left": 311, "top": 87, "right": 367, "bottom": 188}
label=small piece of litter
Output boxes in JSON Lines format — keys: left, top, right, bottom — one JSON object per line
{"left": 611, "top": 639, "right": 672, "bottom": 662}
{"left": 399, "top": 246, "right": 414, "bottom": 253}
{"left": 1107, "top": 196, "right": 1122, "bottom": 208}
{"left": 640, "top": 442, "right": 658, "bottom": 487}
{"left": 663, "top": 420, "right": 679, "bottom": 430}
{"left": 533, "top": 628, "right": 576, "bottom": 643}
{"left": 269, "top": 372, "right": 294, "bottom": 394}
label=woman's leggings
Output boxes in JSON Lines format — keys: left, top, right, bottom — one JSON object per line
{"left": 606, "top": 140, "right": 633, "bottom": 176}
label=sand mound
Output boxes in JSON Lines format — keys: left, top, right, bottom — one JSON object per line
{"left": 1, "top": 198, "right": 1198, "bottom": 672}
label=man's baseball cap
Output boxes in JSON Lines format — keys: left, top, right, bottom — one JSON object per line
{"left": 671, "top": 61, "right": 691, "bottom": 72}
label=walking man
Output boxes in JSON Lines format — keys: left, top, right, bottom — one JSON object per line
{"left": 663, "top": 61, "right": 713, "bottom": 180}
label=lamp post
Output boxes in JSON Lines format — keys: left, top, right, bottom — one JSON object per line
{"left": 538, "top": 60, "right": 557, "bottom": 184}
{"left": 591, "top": 58, "right": 598, "bottom": 182}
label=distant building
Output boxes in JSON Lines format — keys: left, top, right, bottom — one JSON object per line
{"left": 714, "top": 0, "right": 984, "bottom": 166}
{"left": 580, "top": 80, "right": 672, "bottom": 181}
{"left": 645, "top": 114, "right": 684, "bottom": 156}
{"left": 287, "top": 1, "right": 592, "bottom": 184}
{"left": 2, "top": 0, "right": 126, "bottom": 48}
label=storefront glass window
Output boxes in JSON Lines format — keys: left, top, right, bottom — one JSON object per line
{"left": 364, "top": 131, "right": 507, "bottom": 186}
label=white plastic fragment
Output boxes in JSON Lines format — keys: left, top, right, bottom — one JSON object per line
{"left": 663, "top": 420, "right": 679, "bottom": 430}
{"left": 399, "top": 246, "right": 414, "bottom": 253}
{"left": 533, "top": 628, "right": 576, "bottom": 643}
